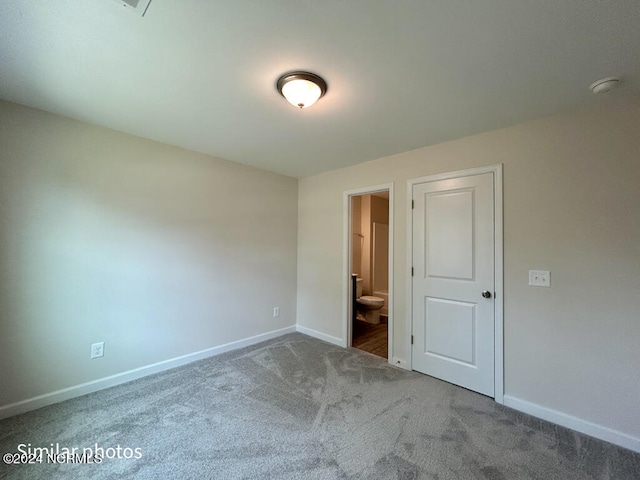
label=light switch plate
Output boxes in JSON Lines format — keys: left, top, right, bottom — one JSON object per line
{"left": 529, "top": 270, "right": 550, "bottom": 287}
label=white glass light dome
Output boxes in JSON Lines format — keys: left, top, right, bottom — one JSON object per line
{"left": 277, "top": 72, "right": 327, "bottom": 109}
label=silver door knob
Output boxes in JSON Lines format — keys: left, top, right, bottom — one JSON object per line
{"left": 482, "top": 291, "right": 492, "bottom": 298}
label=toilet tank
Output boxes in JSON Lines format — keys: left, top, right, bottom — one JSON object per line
{"left": 356, "top": 278, "right": 363, "bottom": 298}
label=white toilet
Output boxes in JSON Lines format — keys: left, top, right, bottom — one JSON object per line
{"left": 355, "top": 278, "right": 385, "bottom": 324}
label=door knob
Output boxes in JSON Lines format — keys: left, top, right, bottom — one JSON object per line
{"left": 482, "top": 291, "right": 492, "bottom": 298}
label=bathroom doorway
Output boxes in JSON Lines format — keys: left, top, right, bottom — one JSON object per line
{"left": 344, "top": 184, "right": 393, "bottom": 362}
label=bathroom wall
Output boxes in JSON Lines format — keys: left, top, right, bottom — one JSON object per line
{"left": 353, "top": 194, "right": 389, "bottom": 296}
{"left": 370, "top": 195, "right": 389, "bottom": 297}
{"left": 0, "top": 100, "right": 298, "bottom": 411}
{"left": 370, "top": 195, "right": 389, "bottom": 225}
{"left": 372, "top": 223, "right": 389, "bottom": 298}
{"left": 351, "top": 196, "right": 362, "bottom": 276}
{"left": 360, "top": 196, "right": 372, "bottom": 294}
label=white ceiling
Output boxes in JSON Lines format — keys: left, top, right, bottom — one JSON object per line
{"left": 1, "top": 1, "right": 639, "bottom": 178}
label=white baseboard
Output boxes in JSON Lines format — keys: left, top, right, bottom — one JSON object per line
{"left": 295, "top": 325, "right": 345, "bottom": 347}
{"left": 391, "top": 357, "right": 409, "bottom": 370}
{"left": 503, "top": 395, "right": 640, "bottom": 453}
{"left": 0, "top": 325, "right": 297, "bottom": 420}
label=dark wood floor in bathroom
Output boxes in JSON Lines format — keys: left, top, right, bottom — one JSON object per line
{"left": 352, "top": 318, "right": 388, "bottom": 359}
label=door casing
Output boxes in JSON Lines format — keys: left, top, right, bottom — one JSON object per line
{"left": 406, "top": 165, "right": 504, "bottom": 404}
{"left": 342, "top": 183, "right": 394, "bottom": 362}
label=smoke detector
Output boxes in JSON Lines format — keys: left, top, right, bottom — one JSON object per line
{"left": 590, "top": 77, "right": 620, "bottom": 95}
{"left": 112, "top": 0, "right": 152, "bottom": 17}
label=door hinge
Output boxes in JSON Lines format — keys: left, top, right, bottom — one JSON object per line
{"left": 411, "top": 267, "right": 414, "bottom": 276}
{"left": 412, "top": 199, "right": 414, "bottom": 209}
{"left": 411, "top": 335, "right": 414, "bottom": 345}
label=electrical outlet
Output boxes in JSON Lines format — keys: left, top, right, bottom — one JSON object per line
{"left": 91, "top": 342, "right": 105, "bottom": 359}
{"left": 529, "top": 270, "right": 550, "bottom": 287}
{"left": 273, "top": 307, "right": 280, "bottom": 317}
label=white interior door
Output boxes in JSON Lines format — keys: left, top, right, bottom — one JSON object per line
{"left": 411, "top": 172, "right": 495, "bottom": 397}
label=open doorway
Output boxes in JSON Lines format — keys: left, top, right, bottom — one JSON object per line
{"left": 344, "top": 185, "right": 393, "bottom": 361}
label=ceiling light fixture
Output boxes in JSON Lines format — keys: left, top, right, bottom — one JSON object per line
{"left": 276, "top": 71, "right": 327, "bottom": 109}
{"left": 590, "top": 76, "right": 620, "bottom": 95}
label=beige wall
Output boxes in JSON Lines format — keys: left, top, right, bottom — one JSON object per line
{"left": 297, "top": 97, "right": 640, "bottom": 441}
{"left": 370, "top": 195, "right": 389, "bottom": 295}
{"left": 370, "top": 195, "right": 389, "bottom": 225}
{"left": 359, "top": 194, "right": 389, "bottom": 296}
{"left": 360, "top": 195, "right": 372, "bottom": 294}
{"left": 351, "top": 196, "right": 362, "bottom": 277}
{"left": 354, "top": 194, "right": 391, "bottom": 295}
{"left": 0, "top": 100, "right": 298, "bottom": 408}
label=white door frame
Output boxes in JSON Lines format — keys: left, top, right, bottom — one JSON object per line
{"left": 343, "top": 183, "right": 394, "bottom": 363}
{"left": 406, "top": 165, "right": 504, "bottom": 403}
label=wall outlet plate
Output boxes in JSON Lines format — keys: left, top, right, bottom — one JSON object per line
{"left": 529, "top": 270, "right": 550, "bottom": 287}
{"left": 273, "top": 307, "right": 280, "bottom": 317}
{"left": 91, "top": 342, "right": 105, "bottom": 359}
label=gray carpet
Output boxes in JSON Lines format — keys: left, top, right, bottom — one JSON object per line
{"left": 1, "top": 333, "right": 638, "bottom": 479}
